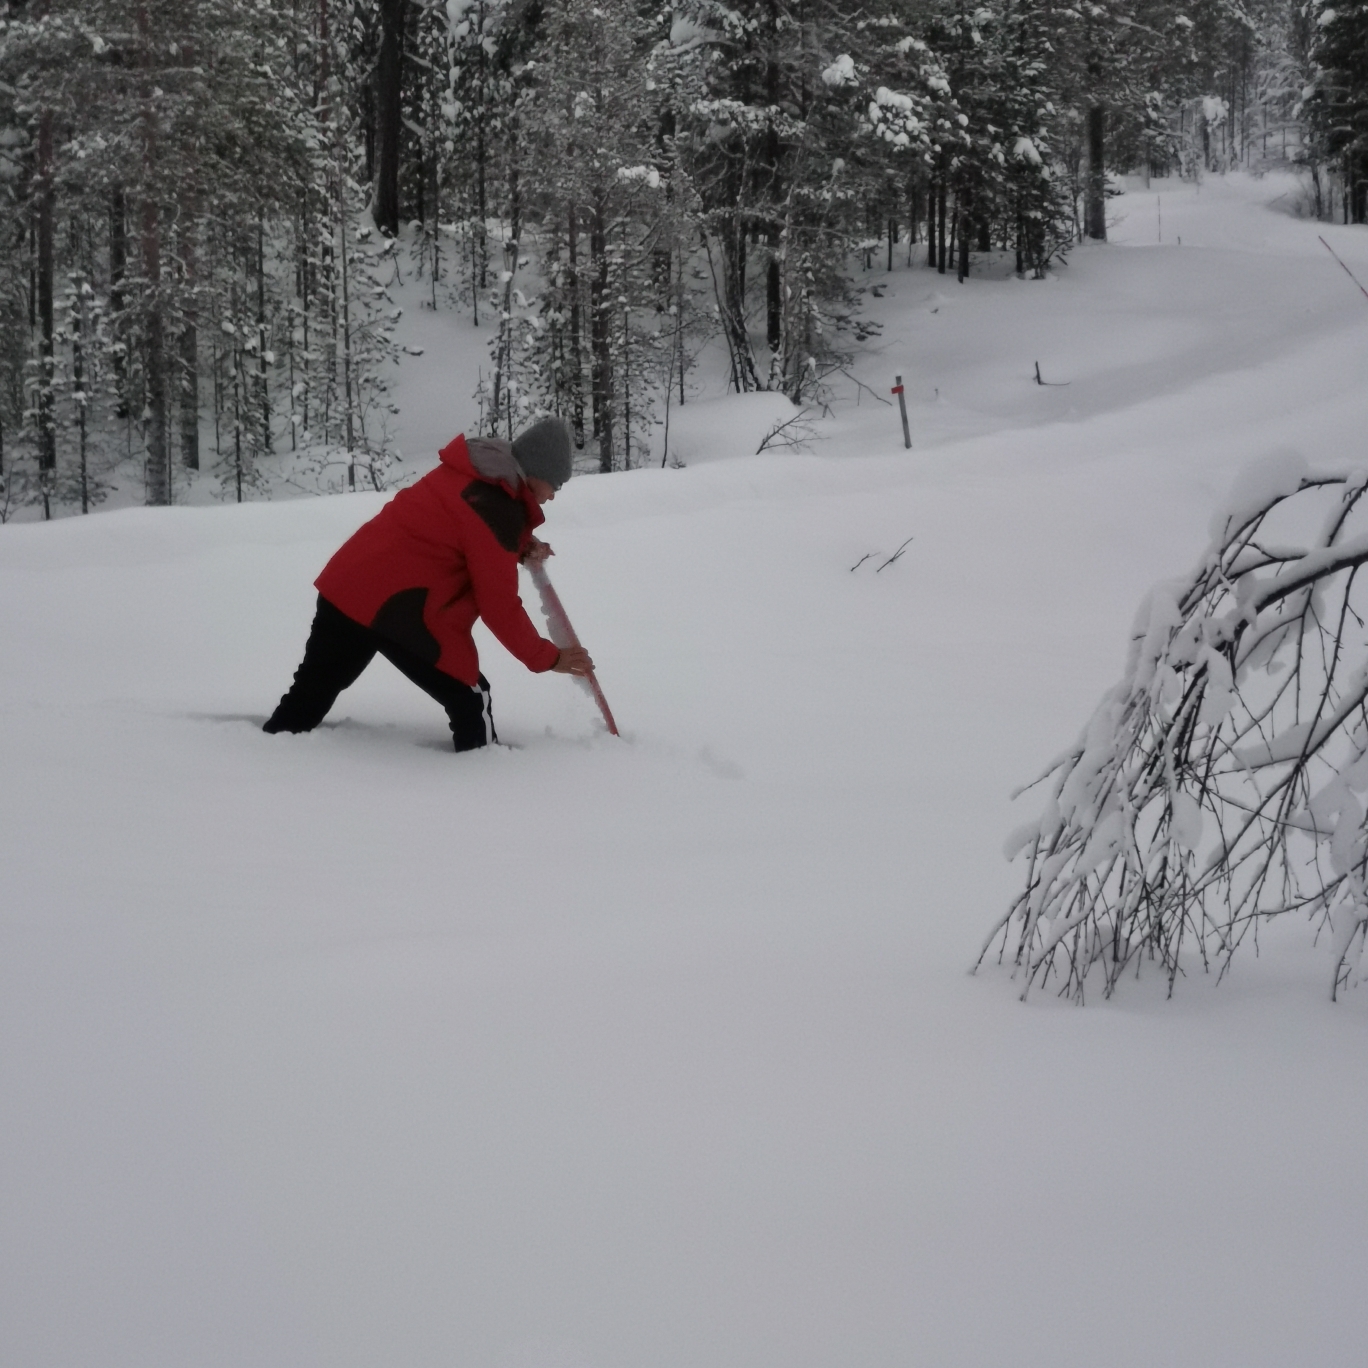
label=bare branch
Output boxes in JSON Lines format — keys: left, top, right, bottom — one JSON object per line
{"left": 978, "top": 469, "right": 1368, "bottom": 1001}
{"left": 755, "top": 408, "right": 815, "bottom": 453}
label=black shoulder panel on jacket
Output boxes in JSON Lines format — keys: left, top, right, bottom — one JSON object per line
{"left": 370, "top": 587, "right": 441, "bottom": 666}
{"left": 462, "top": 480, "right": 527, "bottom": 553}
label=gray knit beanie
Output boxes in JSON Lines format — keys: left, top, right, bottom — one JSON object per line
{"left": 512, "top": 417, "right": 573, "bottom": 489}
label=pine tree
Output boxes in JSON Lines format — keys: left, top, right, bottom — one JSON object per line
{"left": 442, "top": 0, "right": 517, "bottom": 322}
{"left": 1305, "top": 0, "right": 1368, "bottom": 221}
{"left": 493, "top": 0, "right": 669, "bottom": 468}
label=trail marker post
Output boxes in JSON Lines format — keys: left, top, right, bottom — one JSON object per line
{"left": 892, "top": 375, "right": 911, "bottom": 449}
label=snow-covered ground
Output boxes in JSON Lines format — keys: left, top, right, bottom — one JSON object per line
{"left": 4, "top": 172, "right": 1368, "bottom": 1368}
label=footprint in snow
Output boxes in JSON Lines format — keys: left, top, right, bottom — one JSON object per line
{"left": 698, "top": 747, "right": 745, "bottom": 780}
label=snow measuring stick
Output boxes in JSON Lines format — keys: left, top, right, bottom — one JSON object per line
{"left": 527, "top": 561, "right": 620, "bottom": 737}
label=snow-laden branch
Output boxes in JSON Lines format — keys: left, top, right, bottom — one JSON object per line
{"left": 978, "top": 454, "right": 1368, "bottom": 1001}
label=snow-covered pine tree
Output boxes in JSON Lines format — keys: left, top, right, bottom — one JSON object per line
{"left": 487, "top": 0, "right": 670, "bottom": 469}
{"left": 1303, "top": 0, "right": 1368, "bottom": 222}
{"left": 0, "top": 4, "right": 89, "bottom": 516}
{"left": 993, "top": 0, "right": 1078, "bottom": 274}
{"left": 662, "top": 0, "right": 795, "bottom": 394}
{"left": 898, "top": 0, "right": 998, "bottom": 278}
{"left": 305, "top": 0, "right": 403, "bottom": 492}
{"left": 0, "top": 0, "right": 319, "bottom": 507}
{"left": 55, "top": 269, "right": 110, "bottom": 514}
{"left": 937, "top": 0, "right": 1076, "bottom": 276}
{"left": 0, "top": 79, "right": 23, "bottom": 518}
{"left": 0, "top": 0, "right": 1344, "bottom": 522}
{"left": 655, "top": 2, "right": 883, "bottom": 401}
{"left": 402, "top": 0, "right": 451, "bottom": 305}
{"left": 440, "top": 0, "right": 518, "bottom": 323}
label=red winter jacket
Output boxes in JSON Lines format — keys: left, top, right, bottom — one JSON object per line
{"left": 315, "top": 434, "right": 560, "bottom": 686}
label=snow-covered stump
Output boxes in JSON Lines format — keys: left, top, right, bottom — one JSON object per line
{"left": 979, "top": 455, "right": 1368, "bottom": 1002}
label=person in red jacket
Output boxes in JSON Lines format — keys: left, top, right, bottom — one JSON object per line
{"left": 263, "top": 417, "right": 593, "bottom": 750}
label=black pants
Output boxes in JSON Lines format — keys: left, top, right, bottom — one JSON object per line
{"left": 264, "top": 596, "right": 496, "bottom": 751}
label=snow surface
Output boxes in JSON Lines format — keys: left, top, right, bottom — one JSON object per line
{"left": 4, "top": 172, "right": 1368, "bottom": 1368}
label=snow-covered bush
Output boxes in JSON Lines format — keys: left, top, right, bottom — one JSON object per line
{"left": 980, "top": 455, "right": 1368, "bottom": 1001}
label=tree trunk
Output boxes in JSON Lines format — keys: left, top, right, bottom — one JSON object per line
{"left": 927, "top": 177, "right": 936, "bottom": 267}
{"left": 590, "top": 196, "right": 613, "bottom": 472}
{"left": 176, "top": 41, "right": 201, "bottom": 473}
{"left": 179, "top": 210, "right": 200, "bottom": 470}
{"left": 936, "top": 179, "right": 947, "bottom": 273}
{"left": 766, "top": 256, "right": 781, "bottom": 353}
{"left": 143, "top": 199, "right": 169, "bottom": 504}
{"left": 231, "top": 299, "right": 244, "bottom": 503}
{"left": 338, "top": 153, "right": 357, "bottom": 488}
{"left": 566, "top": 203, "right": 585, "bottom": 445}
{"left": 257, "top": 220, "right": 271, "bottom": 453}
{"left": 374, "top": 0, "right": 406, "bottom": 236}
{"left": 718, "top": 212, "right": 759, "bottom": 390}
{"left": 110, "top": 186, "right": 129, "bottom": 416}
{"left": 762, "top": 52, "right": 782, "bottom": 356}
{"left": 138, "top": 4, "right": 169, "bottom": 505}
{"left": 490, "top": 233, "right": 517, "bottom": 438}
{"left": 36, "top": 109, "right": 56, "bottom": 473}
{"left": 474, "top": 21, "right": 487, "bottom": 299}
{"left": 957, "top": 188, "right": 970, "bottom": 281}
{"left": 1085, "top": 104, "right": 1106, "bottom": 241}
{"left": 621, "top": 294, "right": 631, "bottom": 468}
{"left": 72, "top": 279, "right": 88, "bottom": 512}
{"left": 507, "top": 117, "right": 521, "bottom": 247}
{"left": 316, "top": 0, "right": 330, "bottom": 121}
{"left": 735, "top": 216, "right": 747, "bottom": 302}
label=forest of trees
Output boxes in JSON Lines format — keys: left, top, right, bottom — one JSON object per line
{"left": 0, "top": 0, "right": 1363, "bottom": 519}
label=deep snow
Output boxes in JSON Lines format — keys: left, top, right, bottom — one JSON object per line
{"left": 4, "top": 172, "right": 1368, "bottom": 1368}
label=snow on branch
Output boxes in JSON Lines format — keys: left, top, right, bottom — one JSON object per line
{"left": 978, "top": 454, "right": 1368, "bottom": 1002}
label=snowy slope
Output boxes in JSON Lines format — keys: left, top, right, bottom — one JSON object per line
{"left": 4, "top": 172, "right": 1368, "bottom": 1368}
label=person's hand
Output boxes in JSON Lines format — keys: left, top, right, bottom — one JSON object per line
{"left": 553, "top": 645, "right": 594, "bottom": 677}
{"left": 522, "top": 536, "right": 553, "bottom": 564}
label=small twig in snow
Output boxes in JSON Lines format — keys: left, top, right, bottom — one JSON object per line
{"left": 875, "top": 536, "right": 914, "bottom": 572}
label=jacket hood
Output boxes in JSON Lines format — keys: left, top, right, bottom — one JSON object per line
{"left": 437, "top": 433, "right": 545, "bottom": 535}
{"left": 439, "top": 433, "right": 526, "bottom": 493}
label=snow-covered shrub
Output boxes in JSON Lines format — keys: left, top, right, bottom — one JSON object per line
{"left": 980, "top": 454, "right": 1368, "bottom": 1001}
